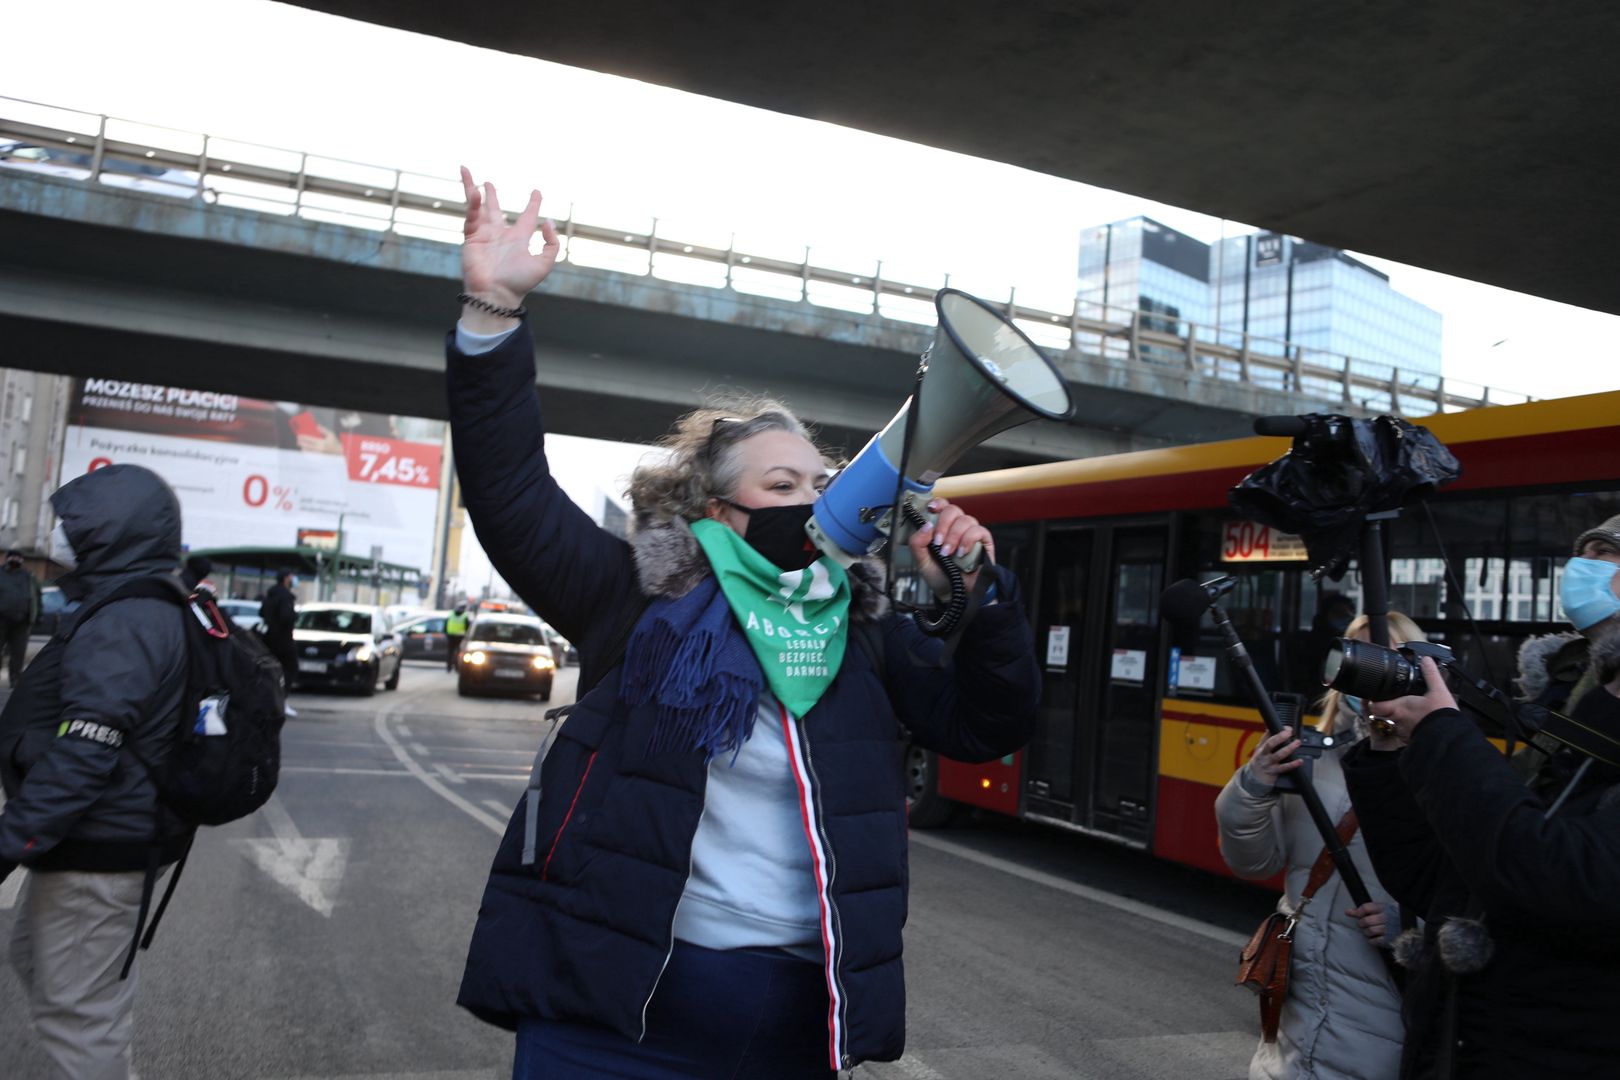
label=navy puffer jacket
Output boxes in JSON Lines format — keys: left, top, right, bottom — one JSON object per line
{"left": 447, "top": 324, "right": 1040, "bottom": 1069}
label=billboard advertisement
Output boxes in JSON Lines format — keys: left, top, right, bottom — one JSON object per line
{"left": 59, "top": 378, "right": 445, "bottom": 573}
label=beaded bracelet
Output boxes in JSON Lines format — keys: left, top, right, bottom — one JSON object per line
{"left": 457, "top": 292, "right": 528, "bottom": 320}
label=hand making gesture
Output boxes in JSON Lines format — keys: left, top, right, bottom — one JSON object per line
{"left": 458, "top": 166, "right": 560, "bottom": 331}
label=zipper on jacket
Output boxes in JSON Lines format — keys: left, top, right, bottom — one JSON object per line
{"left": 787, "top": 704, "right": 851, "bottom": 1071}
{"left": 638, "top": 775, "right": 710, "bottom": 1042}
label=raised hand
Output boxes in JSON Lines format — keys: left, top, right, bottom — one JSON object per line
{"left": 459, "top": 166, "right": 561, "bottom": 318}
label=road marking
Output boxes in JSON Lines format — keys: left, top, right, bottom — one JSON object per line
{"left": 0, "top": 870, "right": 24, "bottom": 909}
{"left": 481, "top": 798, "right": 512, "bottom": 817}
{"left": 231, "top": 794, "right": 350, "bottom": 917}
{"left": 395, "top": 723, "right": 412, "bottom": 737}
{"left": 408, "top": 745, "right": 535, "bottom": 756}
{"left": 908, "top": 831, "right": 1246, "bottom": 948}
{"left": 280, "top": 767, "right": 413, "bottom": 777}
{"left": 433, "top": 763, "right": 466, "bottom": 786}
{"left": 374, "top": 695, "right": 506, "bottom": 836}
{"left": 887, "top": 1053, "right": 947, "bottom": 1079}
{"left": 268, "top": 1071, "right": 500, "bottom": 1080}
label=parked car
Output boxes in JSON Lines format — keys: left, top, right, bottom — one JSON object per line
{"left": 31, "top": 585, "right": 77, "bottom": 637}
{"left": 396, "top": 611, "right": 452, "bottom": 661}
{"left": 457, "top": 614, "right": 555, "bottom": 700}
{"left": 217, "top": 598, "right": 266, "bottom": 635}
{"left": 291, "top": 603, "right": 402, "bottom": 695}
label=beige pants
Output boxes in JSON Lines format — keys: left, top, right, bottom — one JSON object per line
{"left": 9, "top": 869, "right": 155, "bottom": 1080}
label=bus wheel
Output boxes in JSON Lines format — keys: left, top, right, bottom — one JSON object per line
{"left": 906, "top": 745, "right": 956, "bottom": 829}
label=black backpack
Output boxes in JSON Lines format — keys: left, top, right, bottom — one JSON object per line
{"left": 69, "top": 576, "right": 287, "bottom": 826}
{"left": 62, "top": 576, "right": 287, "bottom": 975}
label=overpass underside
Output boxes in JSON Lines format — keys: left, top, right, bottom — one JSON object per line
{"left": 283, "top": 0, "right": 1620, "bottom": 318}
{"left": 1, "top": 173, "right": 1338, "bottom": 471}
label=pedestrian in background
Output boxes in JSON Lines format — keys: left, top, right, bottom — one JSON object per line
{"left": 0, "top": 547, "right": 41, "bottom": 685}
{"left": 0, "top": 465, "right": 195, "bottom": 1080}
{"left": 1215, "top": 612, "right": 1415, "bottom": 1080}
{"left": 445, "top": 602, "right": 469, "bottom": 671}
{"left": 259, "top": 568, "right": 298, "bottom": 687}
{"left": 447, "top": 170, "right": 1040, "bottom": 1078}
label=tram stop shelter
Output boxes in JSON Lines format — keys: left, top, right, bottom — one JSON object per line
{"left": 189, "top": 545, "right": 427, "bottom": 607}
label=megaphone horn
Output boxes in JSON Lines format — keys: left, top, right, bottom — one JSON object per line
{"left": 807, "top": 289, "right": 1075, "bottom": 566}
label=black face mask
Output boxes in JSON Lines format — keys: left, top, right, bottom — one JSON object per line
{"left": 720, "top": 499, "right": 819, "bottom": 571}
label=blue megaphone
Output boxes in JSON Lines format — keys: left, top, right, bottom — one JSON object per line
{"left": 806, "top": 289, "right": 1073, "bottom": 568}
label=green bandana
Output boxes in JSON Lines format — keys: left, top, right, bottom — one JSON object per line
{"left": 690, "top": 518, "right": 851, "bottom": 718}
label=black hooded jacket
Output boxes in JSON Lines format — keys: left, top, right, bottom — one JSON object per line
{"left": 1343, "top": 703, "right": 1620, "bottom": 1078}
{"left": 0, "top": 465, "right": 192, "bottom": 875}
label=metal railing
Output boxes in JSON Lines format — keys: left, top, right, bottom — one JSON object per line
{"left": 0, "top": 95, "right": 1529, "bottom": 417}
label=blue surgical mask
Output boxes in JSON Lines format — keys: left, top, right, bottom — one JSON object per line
{"left": 1344, "top": 694, "right": 1365, "bottom": 717}
{"left": 1560, "top": 557, "right": 1620, "bottom": 631}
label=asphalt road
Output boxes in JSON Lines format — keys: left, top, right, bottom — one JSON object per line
{"left": 0, "top": 660, "right": 1276, "bottom": 1080}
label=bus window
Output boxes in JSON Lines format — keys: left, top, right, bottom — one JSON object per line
{"left": 1025, "top": 527, "right": 1093, "bottom": 810}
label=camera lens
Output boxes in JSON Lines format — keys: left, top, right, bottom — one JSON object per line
{"left": 1322, "top": 639, "right": 1423, "bottom": 699}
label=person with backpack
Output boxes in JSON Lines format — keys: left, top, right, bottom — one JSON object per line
{"left": 0, "top": 465, "right": 195, "bottom": 1080}
{"left": 0, "top": 546, "right": 42, "bottom": 685}
{"left": 448, "top": 172, "right": 1040, "bottom": 1077}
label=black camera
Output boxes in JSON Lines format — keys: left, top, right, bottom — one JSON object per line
{"left": 1322, "top": 639, "right": 1455, "bottom": 700}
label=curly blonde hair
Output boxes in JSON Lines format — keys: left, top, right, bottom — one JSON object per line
{"left": 627, "top": 396, "right": 827, "bottom": 522}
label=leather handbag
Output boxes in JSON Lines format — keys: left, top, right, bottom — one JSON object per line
{"left": 1236, "top": 809, "right": 1359, "bottom": 1042}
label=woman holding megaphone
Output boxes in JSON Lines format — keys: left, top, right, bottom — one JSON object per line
{"left": 445, "top": 170, "right": 1041, "bottom": 1079}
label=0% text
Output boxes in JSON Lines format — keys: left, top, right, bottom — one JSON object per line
{"left": 243, "top": 475, "right": 296, "bottom": 512}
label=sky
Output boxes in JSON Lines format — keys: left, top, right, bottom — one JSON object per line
{"left": 3, "top": 0, "right": 1616, "bottom": 595}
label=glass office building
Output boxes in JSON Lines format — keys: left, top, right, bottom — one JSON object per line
{"left": 1208, "top": 233, "right": 1442, "bottom": 397}
{"left": 1077, "top": 217, "right": 1210, "bottom": 362}
{"left": 1079, "top": 221, "right": 1442, "bottom": 403}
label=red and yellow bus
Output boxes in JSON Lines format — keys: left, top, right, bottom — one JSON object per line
{"left": 918, "top": 390, "right": 1620, "bottom": 878}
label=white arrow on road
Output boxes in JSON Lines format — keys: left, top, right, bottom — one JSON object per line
{"left": 231, "top": 795, "right": 349, "bottom": 917}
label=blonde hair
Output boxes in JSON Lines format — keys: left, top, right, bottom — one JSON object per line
{"left": 1316, "top": 610, "right": 1428, "bottom": 731}
{"left": 626, "top": 396, "right": 825, "bottom": 522}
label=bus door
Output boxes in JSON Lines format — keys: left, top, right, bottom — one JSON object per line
{"left": 1084, "top": 526, "right": 1168, "bottom": 845}
{"left": 1022, "top": 526, "right": 1095, "bottom": 822}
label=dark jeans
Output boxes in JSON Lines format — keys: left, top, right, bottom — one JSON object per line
{"left": 512, "top": 940, "right": 835, "bottom": 1080}
{"left": 1, "top": 618, "right": 28, "bottom": 685}
{"left": 446, "top": 633, "right": 464, "bottom": 671}
{"left": 265, "top": 631, "right": 297, "bottom": 689}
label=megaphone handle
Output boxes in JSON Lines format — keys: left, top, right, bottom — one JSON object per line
{"left": 899, "top": 492, "right": 983, "bottom": 574}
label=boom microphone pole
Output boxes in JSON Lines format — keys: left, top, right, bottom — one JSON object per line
{"left": 1162, "top": 576, "right": 1375, "bottom": 908}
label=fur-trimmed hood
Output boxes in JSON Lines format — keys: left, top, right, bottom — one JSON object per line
{"left": 1515, "top": 631, "right": 1586, "bottom": 701}
{"left": 629, "top": 512, "right": 889, "bottom": 622}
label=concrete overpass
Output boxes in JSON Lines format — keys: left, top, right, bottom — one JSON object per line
{"left": 0, "top": 165, "right": 1398, "bottom": 469}
{"left": 286, "top": 1, "right": 1620, "bottom": 318}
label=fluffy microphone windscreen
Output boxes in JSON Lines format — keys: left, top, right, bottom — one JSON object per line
{"left": 1160, "top": 579, "right": 1214, "bottom": 626}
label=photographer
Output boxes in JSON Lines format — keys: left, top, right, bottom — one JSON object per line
{"left": 1216, "top": 612, "right": 1413, "bottom": 1080}
{"left": 1344, "top": 606, "right": 1620, "bottom": 1078}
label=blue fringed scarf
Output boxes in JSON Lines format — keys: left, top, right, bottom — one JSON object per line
{"left": 621, "top": 576, "right": 764, "bottom": 762}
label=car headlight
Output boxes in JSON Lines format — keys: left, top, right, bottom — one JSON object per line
{"left": 463, "top": 650, "right": 488, "bottom": 666}
{"left": 350, "top": 644, "right": 374, "bottom": 664}
{"left": 531, "top": 654, "right": 553, "bottom": 670}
